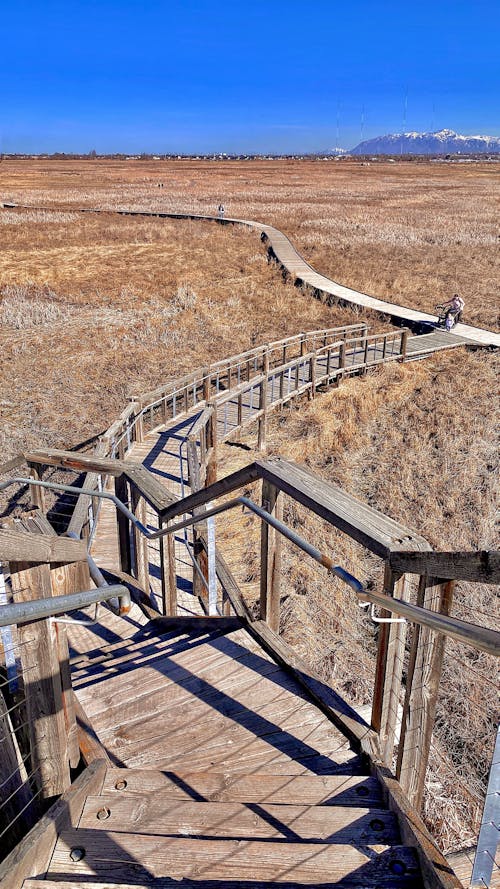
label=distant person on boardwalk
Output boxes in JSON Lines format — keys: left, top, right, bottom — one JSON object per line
{"left": 217, "top": 203, "right": 225, "bottom": 219}
{"left": 442, "top": 294, "right": 465, "bottom": 329}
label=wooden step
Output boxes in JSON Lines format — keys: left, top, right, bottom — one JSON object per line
{"left": 49, "top": 831, "right": 421, "bottom": 885}
{"left": 80, "top": 794, "right": 400, "bottom": 844}
{"left": 102, "top": 768, "right": 382, "bottom": 806}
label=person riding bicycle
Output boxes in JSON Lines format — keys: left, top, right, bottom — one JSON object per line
{"left": 441, "top": 294, "right": 465, "bottom": 329}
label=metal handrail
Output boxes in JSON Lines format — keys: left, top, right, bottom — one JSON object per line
{"left": 0, "top": 584, "right": 131, "bottom": 628}
{"left": 3, "top": 476, "right": 499, "bottom": 656}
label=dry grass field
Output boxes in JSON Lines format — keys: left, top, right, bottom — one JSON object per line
{"left": 0, "top": 157, "right": 498, "bottom": 854}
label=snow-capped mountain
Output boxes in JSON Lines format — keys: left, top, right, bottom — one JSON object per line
{"left": 351, "top": 129, "right": 500, "bottom": 155}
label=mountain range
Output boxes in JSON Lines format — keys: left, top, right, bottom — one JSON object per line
{"left": 350, "top": 129, "right": 500, "bottom": 155}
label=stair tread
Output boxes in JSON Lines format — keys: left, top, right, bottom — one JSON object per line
{"left": 102, "top": 768, "right": 381, "bottom": 805}
{"left": 49, "top": 832, "right": 420, "bottom": 885}
{"left": 81, "top": 794, "right": 399, "bottom": 843}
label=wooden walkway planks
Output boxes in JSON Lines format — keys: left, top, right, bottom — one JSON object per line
{"left": 71, "top": 623, "right": 361, "bottom": 777}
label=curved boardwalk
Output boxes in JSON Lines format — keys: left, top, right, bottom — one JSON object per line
{"left": 115, "top": 208, "right": 500, "bottom": 350}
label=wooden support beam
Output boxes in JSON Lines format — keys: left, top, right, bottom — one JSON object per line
{"left": 9, "top": 562, "right": 71, "bottom": 798}
{"left": 186, "top": 439, "right": 208, "bottom": 606}
{"left": 400, "top": 328, "right": 409, "bottom": 362}
{"left": 205, "top": 403, "right": 218, "bottom": 486}
{"left": 396, "top": 577, "right": 455, "bottom": 810}
{"left": 259, "top": 480, "right": 283, "bottom": 632}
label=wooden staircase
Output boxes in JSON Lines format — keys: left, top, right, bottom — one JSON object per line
{"left": 29, "top": 768, "right": 420, "bottom": 887}
{"left": 18, "top": 616, "right": 423, "bottom": 887}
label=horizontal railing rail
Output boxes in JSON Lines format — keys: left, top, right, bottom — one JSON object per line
{"left": 0, "top": 584, "right": 130, "bottom": 628}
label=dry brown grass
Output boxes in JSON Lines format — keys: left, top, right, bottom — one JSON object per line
{"left": 2, "top": 157, "right": 498, "bottom": 328}
{"left": 0, "top": 158, "right": 497, "bottom": 854}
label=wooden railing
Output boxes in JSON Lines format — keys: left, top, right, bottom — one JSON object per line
{"left": 1, "top": 453, "right": 498, "bottom": 884}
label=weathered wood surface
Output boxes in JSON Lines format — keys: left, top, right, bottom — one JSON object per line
{"left": 390, "top": 549, "right": 500, "bottom": 583}
{"left": 0, "top": 528, "right": 87, "bottom": 564}
{"left": 80, "top": 793, "right": 401, "bottom": 843}
{"left": 9, "top": 562, "right": 70, "bottom": 798}
{"left": 50, "top": 830, "right": 421, "bottom": 885}
{"left": 258, "top": 457, "right": 432, "bottom": 557}
{"left": 71, "top": 622, "right": 361, "bottom": 776}
{"left": 102, "top": 766, "right": 383, "bottom": 805}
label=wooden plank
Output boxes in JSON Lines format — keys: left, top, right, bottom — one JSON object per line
{"left": 259, "top": 481, "right": 282, "bottom": 632}
{"left": 159, "top": 518, "right": 177, "bottom": 616}
{"left": 0, "top": 759, "right": 106, "bottom": 889}
{"left": 50, "top": 831, "right": 420, "bottom": 884}
{"left": 160, "top": 462, "right": 261, "bottom": 521}
{"left": 0, "top": 528, "right": 87, "bottom": 564}
{"left": 130, "top": 486, "right": 149, "bottom": 593}
{"left": 9, "top": 562, "right": 71, "bottom": 797}
{"left": 80, "top": 794, "right": 400, "bottom": 843}
{"left": 389, "top": 549, "right": 500, "bottom": 583}
{"left": 396, "top": 578, "right": 455, "bottom": 810}
{"left": 102, "top": 767, "right": 383, "bottom": 806}
{"left": 257, "top": 457, "right": 431, "bottom": 557}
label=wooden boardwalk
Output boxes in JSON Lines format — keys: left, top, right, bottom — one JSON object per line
{"left": 120, "top": 208, "right": 500, "bottom": 350}
{"left": 48, "top": 613, "right": 425, "bottom": 886}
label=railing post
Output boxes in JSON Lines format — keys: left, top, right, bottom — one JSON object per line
{"left": 300, "top": 333, "right": 306, "bottom": 356}
{"left": 259, "top": 480, "right": 282, "bottom": 633}
{"left": 0, "top": 687, "right": 36, "bottom": 846}
{"left": 50, "top": 560, "right": 90, "bottom": 769}
{"left": 9, "top": 562, "right": 71, "bottom": 798}
{"left": 400, "top": 329, "right": 409, "bottom": 363}
{"left": 130, "top": 486, "right": 149, "bottom": 592}
{"left": 134, "top": 410, "right": 144, "bottom": 443}
{"left": 371, "top": 565, "right": 412, "bottom": 763}
{"left": 309, "top": 351, "right": 317, "bottom": 399}
{"left": 205, "top": 403, "right": 218, "bottom": 486}
{"left": 114, "top": 474, "right": 132, "bottom": 575}
{"left": 159, "top": 517, "right": 177, "bottom": 616}
{"left": 258, "top": 351, "right": 269, "bottom": 451}
{"left": 27, "top": 463, "right": 45, "bottom": 512}
{"left": 338, "top": 341, "right": 346, "bottom": 374}
{"left": 396, "top": 576, "right": 455, "bottom": 810}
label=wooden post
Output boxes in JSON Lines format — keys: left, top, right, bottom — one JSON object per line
{"left": 203, "top": 370, "right": 211, "bottom": 403}
{"left": 27, "top": 463, "right": 45, "bottom": 512}
{"left": 50, "top": 560, "right": 90, "bottom": 769}
{"left": 371, "top": 565, "right": 412, "bottom": 763}
{"left": 338, "top": 341, "right": 346, "bottom": 371}
{"left": 159, "top": 518, "right": 177, "bottom": 616}
{"left": 114, "top": 474, "right": 132, "bottom": 575}
{"left": 309, "top": 352, "right": 317, "bottom": 399}
{"left": 300, "top": 333, "right": 306, "bottom": 356}
{"left": 130, "top": 486, "right": 149, "bottom": 592}
{"left": 134, "top": 410, "right": 144, "bottom": 443}
{"left": 400, "top": 329, "right": 409, "bottom": 363}
{"left": 259, "top": 480, "right": 282, "bottom": 633}
{"left": 205, "top": 403, "right": 217, "bottom": 486}
{"left": 10, "top": 562, "right": 71, "bottom": 798}
{"left": 396, "top": 576, "right": 455, "bottom": 810}
{"left": 258, "top": 351, "right": 269, "bottom": 451}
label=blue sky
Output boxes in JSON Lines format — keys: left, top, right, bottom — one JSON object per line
{"left": 1, "top": 0, "right": 498, "bottom": 153}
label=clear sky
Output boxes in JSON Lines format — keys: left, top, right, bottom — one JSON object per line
{"left": 1, "top": 0, "right": 498, "bottom": 154}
